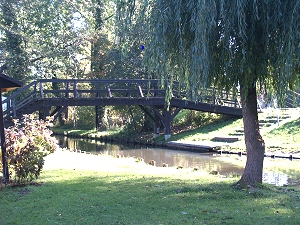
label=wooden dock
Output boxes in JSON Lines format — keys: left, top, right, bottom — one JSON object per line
{"left": 166, "top": 140, "right": 230, "bottom": 152}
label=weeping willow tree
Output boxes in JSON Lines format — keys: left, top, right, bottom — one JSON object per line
{"left": 119, "top": 0, "right": 300, "bottom": 186}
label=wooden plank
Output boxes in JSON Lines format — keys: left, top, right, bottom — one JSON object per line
{"left": 211, "top": 136, "right": 241, "bottom": 142}
{"left": 166, "top": 140, "right": 230, "bottom": 151}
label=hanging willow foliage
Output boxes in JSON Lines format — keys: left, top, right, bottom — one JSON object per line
{"left": 120, "top": 0, "right": 300, "bottom": 102}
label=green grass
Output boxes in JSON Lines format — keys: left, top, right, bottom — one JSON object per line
{"left": 264, "top": 120, "right": 300, "bottom": 147}
{"left": 1, "top": 154, "right": 300, "bottom": 225}
{"left": 168, "top": 118, "right": 242, "bottom": 142}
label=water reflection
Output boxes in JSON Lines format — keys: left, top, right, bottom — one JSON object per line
{"left": 263, "top": 172, "right": 288, "bottom": 186}
{"left": 55, "top": 135, "right": 296, "bottom": 186}
{"left": 56, "top": 135, "right": 244, "bottom": 175}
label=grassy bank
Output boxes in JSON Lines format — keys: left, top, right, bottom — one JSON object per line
{"left": 1, "top": 151, "right": 300, "bottom": 225}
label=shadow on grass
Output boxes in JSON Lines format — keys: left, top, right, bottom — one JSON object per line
{"left": 1, "top": 169, "right": 299, "bottom": 224}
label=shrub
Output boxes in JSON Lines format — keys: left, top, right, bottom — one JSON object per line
{"left": 185, "top": 111, "right": 224, "bottom": 127}
{"left": 1, "top": 115, "right": 58, "bottom": 185}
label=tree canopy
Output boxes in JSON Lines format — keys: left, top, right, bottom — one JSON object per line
{"left": 140, "top": 0, "right": 299, "bottom": 101}
{"left": 0, "top": 0, "right": 116, "bottom": 81}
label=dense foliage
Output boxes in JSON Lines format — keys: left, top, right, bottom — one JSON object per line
{"left": 138, "top": 0, "right": 299, "bottom": 100}
{"left": 1, "top": 0, "right": 84, "bottom": 80}
{"left": 0, "top": 0, "right": 144, "bottom": 81}
{"left": 1, "top": 115, "right": 58, "bottom": 184}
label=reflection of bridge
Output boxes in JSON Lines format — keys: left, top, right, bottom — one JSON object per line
{"left": 3, "top": 79, "right": 242, "bottom": 139}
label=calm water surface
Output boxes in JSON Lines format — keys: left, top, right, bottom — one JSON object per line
{"left": 55, "top": 135, "right": 298, "bottom": 186}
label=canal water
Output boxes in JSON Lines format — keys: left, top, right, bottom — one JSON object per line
{"left": 55, "top": 135, "right": 298, "bottom": 186}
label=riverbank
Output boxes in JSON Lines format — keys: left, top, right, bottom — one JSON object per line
{"left": 51, "top": 108, "right": 300, "bottom": 156}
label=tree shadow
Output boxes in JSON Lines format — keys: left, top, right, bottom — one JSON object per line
{"left": 2, "top": 169, "right": 299, "bottom": 224}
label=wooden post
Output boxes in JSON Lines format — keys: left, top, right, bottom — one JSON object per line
{"left": 12, "top": 100, "right": 16, "bottom": 118}
{"left": 0, "top": 73, "right": 22, "bottom": 184}
{"left": 39, "top": 106, "right": 50, "bottom": 120}
{"left": 0, "top": 90, "right": 9, "bottom": 183}
{"left": 65, "top": 82, "right": 69, "bottom": 98}
{"left": 153, "top": 113, "right": 160, "bottom": 138}
{"left": 74, "top": 81, "right": 78, "bottom": 98}
{"left": 95, "top": 83, "right": 100, "bottom": 130}
{"left": 127, "top": 82, "right": 131, "bottom": 97}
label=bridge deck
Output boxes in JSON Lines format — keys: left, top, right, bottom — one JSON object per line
{"left": 33, "top": 97, "right": 241, "bottom": 116}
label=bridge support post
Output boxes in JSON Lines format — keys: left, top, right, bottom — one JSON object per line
{"left": 39, "top": 106, "right": 50, "bottom": 120}
{"left": 164, "top": 109, "right": 171, "bottom": 140}
{"left": 153, "top": 113, "right": 160, "bottom": 139}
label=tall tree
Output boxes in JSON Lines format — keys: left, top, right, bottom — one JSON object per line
{"left": 0, "top": 0, "right": 27, "bottom": 80}
{"left": 0, "top": 0, "right": 89, "bottom": 81}
{"left": 122, "top": 0, "right": 300, "bottom": 186}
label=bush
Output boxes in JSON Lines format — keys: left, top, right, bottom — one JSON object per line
{"left": 1, "top": 115, "right": 58, "bottom": 185}
{"left": 185, "top": 111, "right": 223, "bottom": 127}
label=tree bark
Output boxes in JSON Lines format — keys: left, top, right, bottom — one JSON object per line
{"left": 238, "top": 84, "right": 265, "bottom": 186}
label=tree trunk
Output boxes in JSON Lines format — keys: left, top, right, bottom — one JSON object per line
{"left": 238, "top": 84, "right": 265, "bottom": 186}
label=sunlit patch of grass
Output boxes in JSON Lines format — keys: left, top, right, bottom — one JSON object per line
{"left": 168, "top": 117, "right": 242, "bottom": 142}
{"left": 265, "top": 120, "right": 300, "bottom": 144}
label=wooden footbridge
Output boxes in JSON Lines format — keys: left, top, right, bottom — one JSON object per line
{"left": 3, "top": 79, "right": 242, "bottom": 139}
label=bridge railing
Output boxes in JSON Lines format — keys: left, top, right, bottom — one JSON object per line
{"left": 38, "top": 79, "right": 167, "bottom": 99}
{"left": 39, "top": 79, "right": 240, "bottom": 106}
{"left": 3, "top": 80, "right": 38, "bottom": 118}
{"left": 3, "top": 79, "right": 169, "bottom": 118}
{"left": 3, "top": 78, "right": 241, "bottom": 119}
{"left": 174, "top": 88, "right": 241, "bottom": 108}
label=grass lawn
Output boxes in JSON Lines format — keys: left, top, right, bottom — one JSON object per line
{"left": 1, "top": 150, "right": 300, "bottom": 225}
